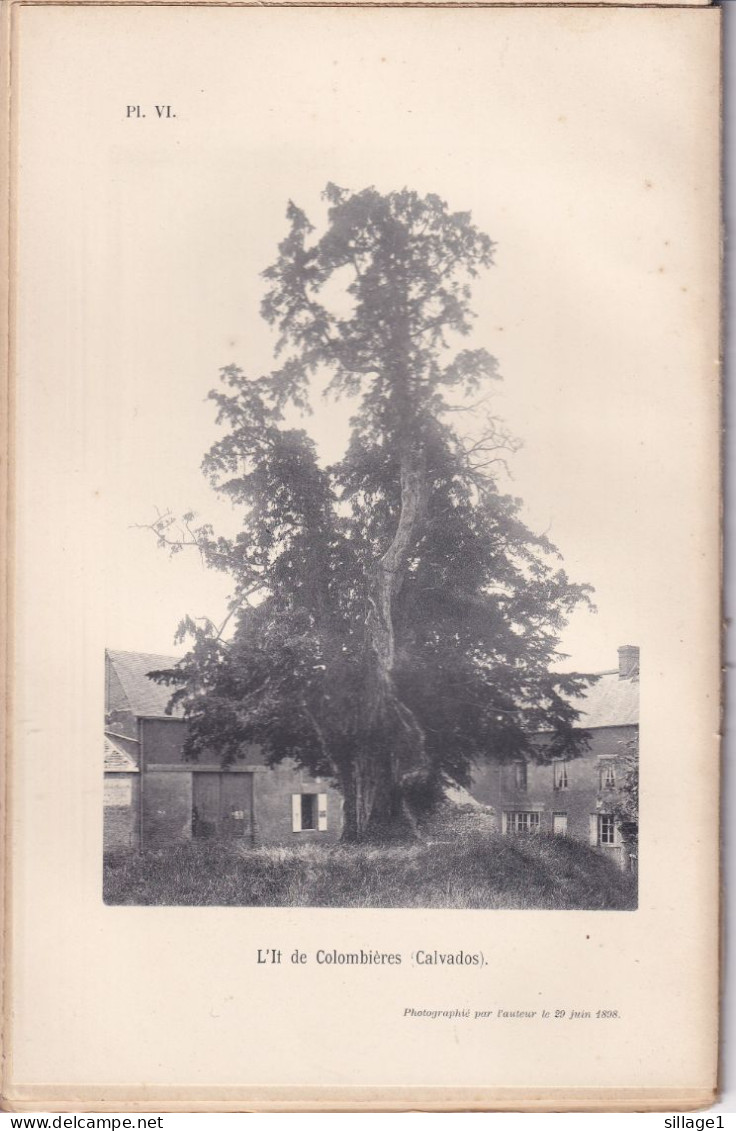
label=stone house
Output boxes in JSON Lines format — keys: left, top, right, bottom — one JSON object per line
{"left": 103, "top": 649, "right": 343, "bottom": 851}
{"left": 469, "top": 645, "right": 639, "bottom": 869}
{"left": 105, "top": 645, "right": 638, "bottom": 861}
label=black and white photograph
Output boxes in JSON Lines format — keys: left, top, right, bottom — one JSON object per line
{"left": 101, "top": 180, "right": 640, "bottom": 909}
{"left": 6, "top": 1, "right": 719, "bottom": 1110}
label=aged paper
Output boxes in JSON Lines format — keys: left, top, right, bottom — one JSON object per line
{"left": 2, "top": 1, "right": 720, "bottom": 1112}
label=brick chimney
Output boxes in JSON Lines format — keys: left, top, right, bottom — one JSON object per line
{"left": 617, "top": 644, "right": 639, "bottom": 680}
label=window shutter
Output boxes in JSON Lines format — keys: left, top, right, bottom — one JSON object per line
{"left": 318, "top": 794, "right": 328, "bottom": 831}
{"left": 501, "top": 811, "right": 508, "bottom": 835}
{"left": 613, "top": 819, "right": 622, "bottom": 847}
{"left": 291, "top": 794, "right": 302, "bottom": 832}
{"left": 589, "top": 815, "right": 598, "bottom": 846}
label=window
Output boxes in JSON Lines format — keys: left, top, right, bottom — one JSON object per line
{"left": 600, "top": 761, "right": 616, "bottom": 789}
{"left": 301, "top": 794, "right": 318, "bottom": 830}
{"left": 503, "top": 811, "right": 541, "bottom": 835}
{"left": 513, "top": 761, "right": 527, "bottom": 791}
{"left": 291, "top": 792, "right": 328, "bottom": 832}
{"left": 590, "top": 813, "right": 620, "bottom": 847}
{"left": 553, "top": 760, "right": 569, "bottom": 790}
{"left": 553, "top": 813, "right": 568, "bottom": 836}
{"left": 599, "top": 814, "right": 616, "bottom": 845}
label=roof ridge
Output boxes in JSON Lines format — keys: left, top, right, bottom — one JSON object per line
{"left": 104, "top": 730, "right": 141, "bottom": 743}
{"left": 107, "top": 647, "right": 182, "bottom": 663}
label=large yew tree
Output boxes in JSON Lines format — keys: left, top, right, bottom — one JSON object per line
{"left": 150, "top": 185, "right": 594, "bottom": 843}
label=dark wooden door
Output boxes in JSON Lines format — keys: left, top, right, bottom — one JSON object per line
{"left": 142, "top": 771, "right": 193, "bottom": 846}
{"left": 193, "top": 772, "right": 252, "bottom": 839}
{"left": 220, "top": 773, "right": 252, "bottom": 839}
{"left": 192, "top": 773, "right": 220, "bottom": 838}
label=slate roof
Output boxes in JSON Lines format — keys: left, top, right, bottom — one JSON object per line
{"left": 571, "top": 669, "right": 639, "bottom": 729}
{"left": 106, "top": 649, "right": 185, "bottom": 718}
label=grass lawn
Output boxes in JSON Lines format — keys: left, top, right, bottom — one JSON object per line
{"left": 104, "top": 825, "right": 636, "bottom": 910}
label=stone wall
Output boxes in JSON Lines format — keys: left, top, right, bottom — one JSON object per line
{"left": 103, "top": 773, "right": 140, "bottom": 850}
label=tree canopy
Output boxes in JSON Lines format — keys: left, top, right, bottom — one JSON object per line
{"left": 149, "top": 184, "right": 595, "bottom": 842}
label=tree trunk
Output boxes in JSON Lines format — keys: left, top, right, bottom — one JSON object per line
{"left": 344, "top": 446, "right": 429, "bottom": 843}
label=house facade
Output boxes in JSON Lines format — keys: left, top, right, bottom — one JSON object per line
{"left": 105, "top": 645, "right": 638, "bottom": 861}
{"left": 104, "top": 649, "right": 343, "bottom": 851}
{"left": 469, "top": 645, "right": 639, "bottom": 870}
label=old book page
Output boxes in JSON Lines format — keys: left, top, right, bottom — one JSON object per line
{"left": 2, "top": 0, "right": 721, "bottom": 1113}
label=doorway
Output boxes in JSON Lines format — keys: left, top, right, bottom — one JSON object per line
{"left": 553, "top": 812, "right": 568, "bottom": 836}
{"left": 192, "top": 772, "right": 253, "bottom": 840}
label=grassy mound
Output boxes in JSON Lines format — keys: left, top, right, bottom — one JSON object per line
{"left": 104, "top": 824, "right": 636, "bottom": 910}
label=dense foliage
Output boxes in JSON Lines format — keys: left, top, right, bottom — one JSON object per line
{"left": 612, "top": 736, "right": 639, "bottom": 845}
{"left": 150, "top": 185, "right": 595, "bottom": 842}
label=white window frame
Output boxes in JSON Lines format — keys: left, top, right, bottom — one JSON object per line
{"left": 503, "top": 810, "right": 541, "bottom": 835}
{"left": 590, "top": 813, "right": 620, "bottom": 848}
{"left": 513, "top": 761, "right": 528, "bottom": 791}
{"left": 600, "top": 761, "right": 616, "bottom": 790}
{"left": 292, "top": 792, "right": 328, "bottom": 832}
{"left": 553, "top": 760, "right": 569, "bottom": 790}
{"left": 599, "top": 814, "right": 616, "bottom": 845}
{"left": 552, "top": 812, "right": 568, "bottom": 836}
